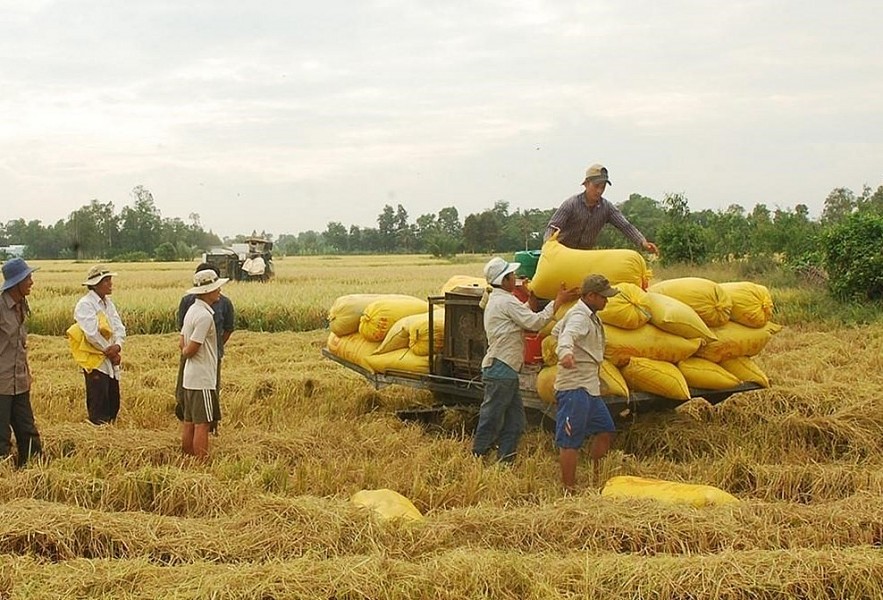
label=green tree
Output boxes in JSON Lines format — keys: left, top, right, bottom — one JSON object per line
{"left": 821, "top": 187, "right": 856, "bottom": 224}
{"left": 655, "top": 193, "right": 708, "bottom": 265}
{"left": 118, "top": 186, "right": 162, "bottom": 256}
{"left": 822, "top": 211, "right": 883, "bottom": 301}
{"left": 324, "top": 221, "right": 349, "bottom": 253}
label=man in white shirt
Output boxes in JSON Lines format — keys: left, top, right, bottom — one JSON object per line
{"left": 74, "top": 265, "right": 126, "bottom": 425}
{"left": 179, "top": 269, "right": 228, "bottom": 458}
{"left": 553, "top": 274, "right": 620, "bottom": 491}
{"left": 472, "top": 257, "right": 577, "bottom": 463}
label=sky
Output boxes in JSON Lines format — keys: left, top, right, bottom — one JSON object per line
{"left": 2, "top": 0, "right": 882, "bottom": 239}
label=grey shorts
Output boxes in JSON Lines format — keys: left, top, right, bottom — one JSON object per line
{"left": 180, "top": 388, "right": 220, "bottom": 424}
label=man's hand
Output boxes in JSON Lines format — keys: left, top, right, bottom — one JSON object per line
{"left": 643, "top": 241, "right": 659, "bottom": 255}
{"left": 555, "top": 283, "right": 580, "bottom": 306}
{"left": 559, "top": 354, "right": 575, "bottom": 369}
{"left": 103, "top": 344, "right": 121, "bottom": 359}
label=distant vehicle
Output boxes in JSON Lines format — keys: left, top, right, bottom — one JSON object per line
{"left": 203, "top": 237, "right": 275, "bottom": 282}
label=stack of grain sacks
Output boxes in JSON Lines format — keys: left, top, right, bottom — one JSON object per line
{"left": 530, "top": 238, "right": 779, "bottom": 403}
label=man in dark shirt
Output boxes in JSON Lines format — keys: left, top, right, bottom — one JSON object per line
{"left": 174, "top": 262, "right": 235, "bottom": 432}
{"left": 544, "top": 163, "right": 659, "bottom": 254}
{"left": 0, "top": 258, "right": 42, "bottom": 466}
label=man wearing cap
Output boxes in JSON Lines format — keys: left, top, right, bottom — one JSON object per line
{"left": 472, "top": 257, "right": 577, "bottom": 463}
{"left": 0, "top": 258, "right": 43, "bottom": 466}
{"left": 74, "top": 265, "right": 127, "bottom": 424}
{"left": 175, "top": 262, "right": 235, "bottom": 433}
{"left": 544, "top": 163, "right": 659, "bottom": 254}
{"left": 179, "top": 269, "right": 229, "bottom": 458}
{"left": 552, "top": 274, "right": 619, "bottom": 491}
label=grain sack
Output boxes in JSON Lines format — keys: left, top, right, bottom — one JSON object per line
{"left": 720, "top": 356, "right": 771, "bottom": 388}
{"left": 601, "top": 360, "right": 629, "bottom": 398}
{"left": 359, "top": 295, "right": 427, "bottom": 342}
{"left": 598, "top": 282, "right": 652, "bottom": 330}
{"left": 328, "top": 294, "right": 384, "bottom": 337}
{"left": 648, "top": 277, "right": 733, "bottom": 327}
{"left": 440, "top": 275, "right": 487, "bottom": 295}
{"left": 536, "top": 365, "right": 557, "bottom": 404}
{"left": 604, "top": 323, "right": 703, "bottom": 367}
{"left": 364, "top": 347, "right": 429, "bottom": 375}
{"left": 601, "top": 475, "right": 739, "bottom": 507}
{"left": 621, "top": 357, "right": 690, "bottom": 401}
{"left": 329, "top": 333, "right": 381, "bottom": 372}
{"left": 644, "top": 291, "right": 717, "bottom": 342}
{"left": 720, "top": 281, "right": 774, "bottom": 328}
{"left": 375, "top": 312, "right": 421, "bottom": 354}
{"left": 542, "top": 334, "right": 558, "bottom": 366}
{"left": 695, "top": 321, "right": 782, "bottom": 362}
{"left": 529, "top": 237, "right": 651, "bottom": 300}
{"left": 538, "top": 299, "right": 578, "bottom": 337}
{"left": 678, "top": 357, "right": 742, "bottom": 390}
{"left": 409, "top": 308, "right": 445, "bottom": 356}
{"left": 351, "top": 489, "right": 423, "bottom": 521}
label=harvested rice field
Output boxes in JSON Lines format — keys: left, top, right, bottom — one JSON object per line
{"left": 3, "top": 256, "right": 883, "bottom": 599}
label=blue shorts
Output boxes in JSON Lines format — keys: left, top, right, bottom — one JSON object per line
{"left": 555, "top": 388, "right": 615, "bottom": 449}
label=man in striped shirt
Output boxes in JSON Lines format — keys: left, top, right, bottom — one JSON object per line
{"left": 544, "top": 164, "right": 659, "bottom": 254}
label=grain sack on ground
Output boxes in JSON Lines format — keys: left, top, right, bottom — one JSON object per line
{"left": 601, "top": 475, "right": 739, "bottom": 507}
{"left": 604, "top": 324, "right": 703, "bottom": 367}
{"left": 359, "top": 295, "right": 428, "bottom": 342}
{"left": 649, "top": 277, "right": 733, "bottom": 327}
{"left": 621, "top": 357, "right": 690, "bottom": 400}
{"left": 720, "top": 281, "right": 774, "bottom": 328}
{"left": 529, "top": 237, "right": 651, "bottom": 300}
{"left": 350, "top": 488, "right": 424, "bottom": 521}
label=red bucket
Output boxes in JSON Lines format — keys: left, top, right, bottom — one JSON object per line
{"left": 523, "top": 333, "right": 543, "bottom": 365}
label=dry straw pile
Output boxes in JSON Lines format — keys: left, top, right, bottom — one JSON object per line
{"left": 3, "top": 257, "right": 883, "bottom": 599}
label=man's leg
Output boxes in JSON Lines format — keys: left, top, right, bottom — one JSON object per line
{"left": 107, "top": 376, "right": 121, "bottom": 422}
{"left": 85, "top": 370, "right": 114, "bottom": 424}
{"left": 0, "top": 395, "right": 14, "bottom": 459}
{"left": 192, "top": 423, "right": 211, "bottom": 458}
{"left": 496, "top": 382, "right": 525, "bottom": 462}
{"left": 9, "top": 391, "right": 41, "bottom": 467}
{"left": 559, "top": 448, "right": 579, "bottom": 491}
{"left": 181, "top": 421, "right": 195, "bottom": 455}
{"left": 589, "top": 432, "right": 614, "bottom": 484}
{"left": 472, "top": 378, "right": 507, "bottom": 457}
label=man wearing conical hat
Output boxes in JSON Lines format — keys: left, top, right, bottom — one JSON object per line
{"left": 74, "top": 265, "right": 127, "bottom": 425}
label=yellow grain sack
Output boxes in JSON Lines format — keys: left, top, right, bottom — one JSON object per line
{"left": 350, "top": 488, "right": 423, "bottom": 521}
{"left": 359, "top": 296, "right": 428, "bottom": 342}
{"left": 529, "top": 237, "right": 651, "bottom": 300}
{"left": 440, "top": 275, "right": 486, "bottom": 295}
{"left": 644, "top": 291, "right": 717, "bottom": 342}
{"left": 648, "top": 277, "right": 733, "bottom": 327}
{"left": 601, "top": 475, "right": 739, "bottom": 507}
{"left": 536, "top": 365, "right": 557, "bottom": 404}
{"left": 604, "top": 324, "right": 703, "bottom": 367}
{"left": 364, "top": 348, "right": 429, "bottom": 375}
{"left": 409, "top": 308, "right": 445, "bottom": 356}
{"left": 678, "top": 357, "right": 741, "bottom": 390}
{"left": 328, "top": 294, "right": 384, "bottom": 337}
{"left": 621, "top": 357, "right": 690, "bottom": 401}
{"left": 601, "top": 360, "right": 629, "bottom": 398}
{"left": 66, "top": 313, "right": 112, "bottom": 372}
{"left": 598, "top": 282, "right": 651, "bottom": 330}
{"left": 720, "top": 356, "right": 771, "bottom": 388}
{"left": 374, "top": 314, "right": 415, "bottom": 354}
{"left": 695, "top": 321, "right": 781, "bottom": 362}
{"left": 720, "top": 281, "right": 774, "bottom": 328}
{"left": 327, "top": 331, "right": 341, "bottom": 353}
{"left": 329, "top": 333, "right": 381, "bottom": 372}
{"left": 541, "top": 335, "right": 557, "bottom": 366}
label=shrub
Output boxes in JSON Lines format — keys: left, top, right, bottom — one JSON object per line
{"left": 822, "top": 212, "right": 883, "bottom": 301}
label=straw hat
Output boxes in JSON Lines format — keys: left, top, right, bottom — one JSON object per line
{"left": 186, "top": 269, "right": 229, "bottom": 294}
{"left": 82, "top": 265, "right": 117, "bottom": 286}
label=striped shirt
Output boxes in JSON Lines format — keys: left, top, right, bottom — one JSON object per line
{"left": 544, "top": 193, "right": 647, "bottom": 250}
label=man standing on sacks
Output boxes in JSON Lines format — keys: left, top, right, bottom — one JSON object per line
{"left": 472, "top": 257, "right": 577, "bottom": 463}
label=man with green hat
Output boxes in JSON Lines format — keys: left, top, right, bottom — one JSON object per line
{"left": 0, "top": 258, "right": 43, "bottom": 466}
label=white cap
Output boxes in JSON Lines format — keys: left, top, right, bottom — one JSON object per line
{"left": 484, "top": 257, "right": 520, "bottom": 286}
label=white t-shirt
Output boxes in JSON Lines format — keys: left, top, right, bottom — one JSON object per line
{"left": 181, "top": 298, "right": 218, "bottom": 390}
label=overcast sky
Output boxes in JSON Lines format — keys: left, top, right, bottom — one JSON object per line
{"left": 2, "top": 0, "right": 881, "bottom": 238}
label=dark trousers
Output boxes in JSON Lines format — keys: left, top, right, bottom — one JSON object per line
{"left": 84, "top": 370, "right": 120, "bottom": 424}
{"left": 0, "top": 391, "right": 43, "bottom": 467}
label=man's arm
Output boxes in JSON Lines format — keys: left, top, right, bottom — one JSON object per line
{"left": 608, "top": 204, "right": 658, "bottom": 254}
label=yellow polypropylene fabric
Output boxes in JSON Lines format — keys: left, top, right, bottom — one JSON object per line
{"left": 678, "top": 357, "right": 742, "bottom": 390}
{"left": 604, "top": 324, "right": 702, "bottom": 367}
{"left": 621, "top": 357, "right": 690, "bottom": 401}
{"left": 350, "top": 488, "right": 424, "bottom": 521}
{"left": 649, "top": 277, "right": 733, "bottom": 327}
{"left": 601, "top": 475, "right": 739, "bottom": 507}
{"left": 695, "top": 321, "right": 781, "bottom": 362}
{"left": 440, "top": 275, "right": 487, "bottom": 295}
{"left": 529, "top": 237, "right": 651, "bottom": 300}
{"left": 375, "top": 312, "right": 420, "bottom": 354}
{"left": 328, "top": 294, "right": 384, "bottom": 337}
{"left": 541, "top": 334, "right": 557, "bottom": 366}
{"left": 364, "top": 348, "right": 429, "bottom": 375}
{"left": 720, "top": 281, "right": 774, "bottom": 328}
{"left": 408, "top": 308, "right": 445, "bottom": 356}
{"left": 537, "top": 356, "right": 629, "bottom": 400}
{"left": 66, "top": 313, "right": 112, "bottom": 372}
{"left": 538, "top": 299, "right": 578, "bottom": 337}
{"left": 359, "top": 296, "right": 428, "bottom": 342}
{"left": 720, "top": 356, "right": 771, "bottom": 388}
{"left": 327, "top": 332, "right": 381, "bottom": 372}
{"left": 644, "top": 291, "right": 717, "bottom": 342}
{"left": 598, "top": 282, "right": 651, "bottom": 330}
{"left": 537, "top": 365, "right": 556, "bottom": 404}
